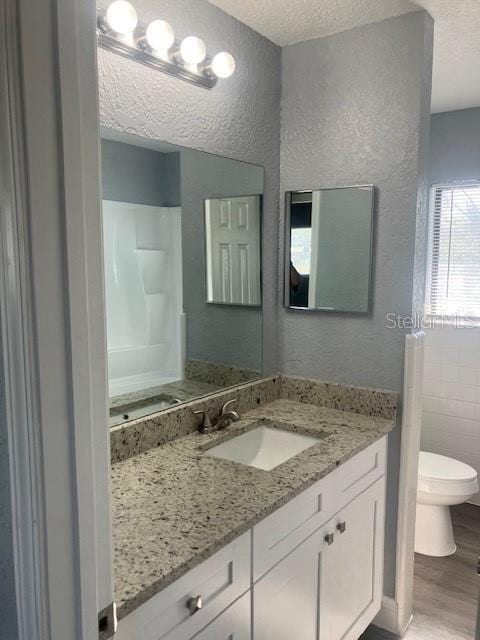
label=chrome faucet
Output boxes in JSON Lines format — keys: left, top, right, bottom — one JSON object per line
{"left": 216, "top": 399, "right": 240, "bottom": 429}
{"left": 194, "top": 399, "right": 240, "bottom": 434}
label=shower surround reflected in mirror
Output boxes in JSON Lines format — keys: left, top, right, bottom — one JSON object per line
{"left": 285, "top": 186, "right": 375, "bottom": 313}
{"left": 101, "top": 132, "right": 263, "bottom": 427}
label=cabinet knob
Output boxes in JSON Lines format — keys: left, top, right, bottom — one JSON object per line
{"left": 324, "top": 532, "right": 335, "bottom": 545}
{"left": 336, "top": 521, "right": 346, "bottom": 534}
{"left": 187, "top": 595, "right": 203, "bottom": 616}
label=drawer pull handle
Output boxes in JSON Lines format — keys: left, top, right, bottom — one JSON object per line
{"left": 187, "top": 595, "right": 203, "bottom": 616}
{"left": 324, "top": 533, "right": 335, "bottom": 545}
{"left": 337, "top": 521, "right": 346, "bottom": 534}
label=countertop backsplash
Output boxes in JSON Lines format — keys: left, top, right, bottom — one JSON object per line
{"left": 110, "top": 374, "right": 398, "bottom": 464}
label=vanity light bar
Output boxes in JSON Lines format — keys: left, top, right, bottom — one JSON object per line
{"left": 97, "top": 1, "right": 236, "bottom": 89}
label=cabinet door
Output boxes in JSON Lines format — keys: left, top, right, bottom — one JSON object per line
{"left": 253, "top": 526, "right": 327, "bottom": 640}
{"left": 191, "top": 592, "right": 250, "bottom": 640}
{"left": 322, "top": 477, "right": 386, "bottom": 640}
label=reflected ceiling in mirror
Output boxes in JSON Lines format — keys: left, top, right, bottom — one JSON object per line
{"left": 101, "top": 129, "right": 264, "bottom": 427}
{"left": 285, "top": 185, "right": 375, "bottom": 314}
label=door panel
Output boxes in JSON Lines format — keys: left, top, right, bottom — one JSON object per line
{"left": 323, "top": 478, "right": 386, "bottom": 640}
{"left": 254, "top": 527, "right": 326, "bottom": 640}
{"left": 191, "top": 592, "right": 250, "bottom": 640}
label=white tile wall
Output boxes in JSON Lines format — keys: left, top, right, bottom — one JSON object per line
{"left": 422, "top": 327, "right": 480, "bottom": 504}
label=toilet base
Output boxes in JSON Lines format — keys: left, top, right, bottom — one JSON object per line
{"left": 415, "top": 503, "right": 457, "bottom": 556}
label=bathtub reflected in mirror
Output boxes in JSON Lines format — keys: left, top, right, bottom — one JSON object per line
{"left": 101, "top": 130, "right": 263, "bottom": 427}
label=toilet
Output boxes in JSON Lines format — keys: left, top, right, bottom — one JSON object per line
{"left": 415, "top": 451, "right": 479, "bottom": 556}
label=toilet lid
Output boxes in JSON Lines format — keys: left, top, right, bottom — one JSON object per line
{"left": 419, "top": 451, "right": 477, "bottom": 483}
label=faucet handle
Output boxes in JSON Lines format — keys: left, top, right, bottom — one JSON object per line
{"left": 221, "top": 398, "right": 238, "bottom": 415}
{"left": 193, "top": 410, "right": 213, "bottom": 432}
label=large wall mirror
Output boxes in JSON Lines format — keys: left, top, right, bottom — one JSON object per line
{"left": 285, "top": 186, "right": 375, "bottom": 313}
{"left": 101, "top": 130, "right": 263, "bottom": 427}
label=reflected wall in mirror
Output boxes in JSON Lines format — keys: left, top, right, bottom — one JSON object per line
{"left": 285, "top": 186, "right": 375, "bottom": 313}
{"left": 205, "top": 195, "right": 262, "bottom": 306}
{"left": 101, "top": 131, "right": 263, "bottom": 427}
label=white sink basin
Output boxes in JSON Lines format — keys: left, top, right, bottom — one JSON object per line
{"left": 204, "top": 425, "right": 320, "bottom": 471}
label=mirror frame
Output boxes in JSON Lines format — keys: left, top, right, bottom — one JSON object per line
{"left": 284, "top": 185, "right": 376, "bottom": 314}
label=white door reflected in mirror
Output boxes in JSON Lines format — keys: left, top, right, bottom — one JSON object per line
{"left": 205, "top": 195, "right": 262, "bottom": 306}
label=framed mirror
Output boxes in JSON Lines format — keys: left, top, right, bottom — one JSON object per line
{"left": 285, "top": 185, "right": 375, "bottom": 313}
{"left": 101, "top": 130, "right": 264, "bottom": 427}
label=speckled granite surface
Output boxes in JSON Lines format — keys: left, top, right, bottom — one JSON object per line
{"left": 110, "top": 379, "right": 220, "bottom": 411}
{"left": 112, "top": 398, "right": 396, "bottom": 619}
{"left": 110, "top": 364, "right": 260, "bottom": 427}
{"left": 110, "top": 377, "right": 281, "bottom": 463}
{"left": 109, "top": 379, "right": 221, "bottom": 428}
{"left": 185, "top": 358, "right": 261, "bottom": 387}
{"left": 280, "top": 375, "right": 397, "bottom": 419}
{"left": 110, "top": 375, "right": 397, "bottom": 463}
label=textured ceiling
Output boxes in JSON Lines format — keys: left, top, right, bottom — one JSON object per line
{"left": 208, "top": 0, "right": 480, "bottom": 113}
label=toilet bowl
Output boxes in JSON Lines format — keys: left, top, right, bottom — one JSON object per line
{"left": 415, "top": 451, "right": 478, "bottom": 556}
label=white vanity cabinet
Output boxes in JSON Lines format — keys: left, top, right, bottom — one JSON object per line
{"left": 114, "top": 437, "right": 387, "bottom": 640}
{"left": 190, "top": 592, "right": 251, "bottom": 640}
{"left": 253, "top": 478, "right": 385, "bottom": 640}
{"left": 322, "top": 479, "right": 385, "bottom": 640}
{"left": 253, "top": 519, "right": 326, "bottom": 640}
{"left": 114, "top": 533, "right": 251, "bottom": 640}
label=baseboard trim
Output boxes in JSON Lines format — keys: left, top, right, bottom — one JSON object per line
{"left": 373, "top": 596, "right": 400, "bottom": 635}
{"left": 373, "top": 596, "right": 414, "bottom": 636}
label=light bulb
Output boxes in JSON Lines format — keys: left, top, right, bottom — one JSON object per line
{"left": 211, "top": 52, "right": 236, "bottom": 79}
{"left": 106, "top": 1, "right": 138, "bottom": 35}
{"left": 180, "top": 36, "right": 207, "bottom": 65}
{"left": 145, "top": 20, "right": 175, "bottom": 51}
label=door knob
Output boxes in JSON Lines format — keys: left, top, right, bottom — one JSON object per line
{"left": 187, "top": 595, "right": 203, "bottom": 616}
{"left": 337, "top": 521, "right": 346, "bottom": 534}
{"left": 324, "top": 532, "right": 335, "bottom": 545}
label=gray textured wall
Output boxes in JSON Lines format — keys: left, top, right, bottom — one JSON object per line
{"left": 429, "top": 107, "right": 480, "bottom": 184}
{"left": 101, "top": 139, "right": 181, "bottom": 206}
{"left": 181, "top": 150, "right": 263, "bottom": 369}
{"left": 0, "top": 320, "right": 18, "bottom": 638}
{"left": 97, "top": 0, "right": 281, "bottom": 374}
{"left": 280, "top": 11, "right": 433, "bottom": 391}
{"left": 279, "top": 12, "right": 433, "bottom": 596}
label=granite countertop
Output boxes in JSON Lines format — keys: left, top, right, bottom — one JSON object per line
{"left": 112, "top": 398, "right": 395, "bottom": 619}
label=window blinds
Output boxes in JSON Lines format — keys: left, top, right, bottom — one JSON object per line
{"left": 427, "top": 183, "right": 480, "bottom": 318}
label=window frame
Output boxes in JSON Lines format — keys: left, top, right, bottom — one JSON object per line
{"left": 425, "top": 179, "right": 480, "bottom": 321}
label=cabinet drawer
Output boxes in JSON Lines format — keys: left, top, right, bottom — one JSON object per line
{"left": 115, "top": 532, "right": 250, "bottom": 640}
{"left": 253, "top": 472, "right": 335, "bottom": 581}
{"left": 333, "top": 437, "right": 386, "bottom": 510}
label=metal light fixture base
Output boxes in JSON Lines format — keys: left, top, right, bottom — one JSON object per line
{"left": 97, "top": 18, "right": 218, "bottom": 90}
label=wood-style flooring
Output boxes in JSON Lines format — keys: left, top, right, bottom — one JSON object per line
{"left": 361, "top": 503, "right": 480, "bottom": 640}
